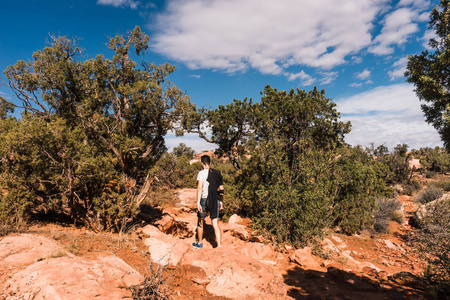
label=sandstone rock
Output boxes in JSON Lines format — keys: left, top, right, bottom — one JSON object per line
{"left": 290, "top": 247, "right": 322, "bottom": 269}
{"left": 0, "top": 234, "right": 69, "bottom": 269}
{"left": 143, "top": 236, "right": 190, "bottom": 266}
{"left": 154, "top": 213, "right": 175, "bottom": 233}
{"left": 2, "top": 255, "right": 143, "bottom": 300}
{"left": 138, "top": 224, "right": 166, "bottom": 239}
{"left": 228, "top": 214, "right": 243, "bottom": 224}
{"left": 175, "top": 188, "right": 197, "bottom": 208}
{"left": 222, "top": 222, "right": 250, "bottom": 241}
{"left": 181, "top": 248, "right": 286, "bottom": 299}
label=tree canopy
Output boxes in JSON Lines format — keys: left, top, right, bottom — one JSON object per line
{"left": 406, "top": 0, "right": 450, "bottom": 149}
{"left": 0, "top": 27, "right": 193, "bottom": 231}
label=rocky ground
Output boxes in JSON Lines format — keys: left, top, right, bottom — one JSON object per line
{"left": 0, "top": 188, "right": 435, "bottom": 299}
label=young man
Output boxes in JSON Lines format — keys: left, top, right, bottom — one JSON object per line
{"left": 192, "top": 155, "right": 224, "bottom": 248}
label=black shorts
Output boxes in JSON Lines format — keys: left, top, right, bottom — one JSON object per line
{"left": 197, "top": 198, "right": 220, "bottom": 220}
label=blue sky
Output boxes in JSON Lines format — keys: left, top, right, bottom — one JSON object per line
{"left": 0, "top": 0, "right": 443, "bottom": 152}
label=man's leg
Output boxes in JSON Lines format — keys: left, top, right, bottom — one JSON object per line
{"left": 211, "top": 218, "right": 222, "bottom": 248}
{"left": 197, "top": 217, "right": 204, "bottom": 244}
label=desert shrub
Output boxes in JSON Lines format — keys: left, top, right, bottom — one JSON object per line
{"left": 241, "top": 141, "right": 335, "bottom": 247}
{"left": 331, "top": 147, "right": 390, "bottom": 234}
{"left": 402, "top": 178, "right": 423, "bottom": 195}
{"left": 131, "top": 263, "right": 171, "bottom": 300}
{"left": 149, "top": 144, "right": 198, "bottom": 190}
{"left": 430, "top": 178, "right": 450, "bottom": 192}
{"left": 419, "top": 147, "right": 450, "bottom": 175}
{"left": 412, "top": 198, "right": 450, "bottom": 298}
{"left": 426, "top": 171, "right": 438, "bottom": 178}
{"left": 415, "top": 186, "right": 444, "bottom": 204}
{"left": 371, "top": 143, "right": 412, "bottom": 184}
{"left": 372, "top": 197, "right": 403, "bottom": 233}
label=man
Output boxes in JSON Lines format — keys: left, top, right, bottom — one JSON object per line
{"left": 192, "top": 154, "right": 224, "bottom": 248}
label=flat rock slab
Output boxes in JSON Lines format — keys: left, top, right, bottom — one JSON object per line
{"left": 0, "top": 234, "right": 68, "bottom": 268}
{"left": 2, "top": 255, "right": 143, "bottom": 300}
{"left": 181, "top": 247, "right": 286, "bottom": 299}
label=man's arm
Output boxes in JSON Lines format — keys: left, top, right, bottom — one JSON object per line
{"left": 218, "top": 184, "right": 224, "bottom": 210}
{"left": 197, "top": 180, "right": 203, "bottom": 213}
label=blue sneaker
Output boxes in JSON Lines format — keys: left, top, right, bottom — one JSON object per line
{"left": 192, "top": 242, "right": 203, "bottom": 249}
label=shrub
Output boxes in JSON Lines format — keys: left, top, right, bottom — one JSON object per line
{"left": 412, "top": 198, "right": 450, "bottom": 298}
{"left": 430, "top": 178, "right": 450, "bottom": 192}
{"left": 149, "top": 144, "right": 198, "bottom": 190}
{"left": 415, "top": 186, "right": 444, "bottom": 204}
{"left": 372, "top": 197, "right": 403, "bottom": 233}
{"left": 402, "top": 178, "right": 422, "bottom": 196}
{"left": 131, "top": 263, "right": 171, "bottom": 300}
{"left": 426, "top": 171, "right": 438, "bottom": 178}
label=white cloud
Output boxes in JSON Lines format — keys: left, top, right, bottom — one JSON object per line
{"left": 355, "top": 69, "right": 371, "bottom": 80}
{"left": 337, "top": 84, "right": 442, "bottom": 149}
{"left": 370, "top": 8, "right": 420, "bottom": 55}
{"left": 388, "top": 57, "right": 408, "bottom": 80}
{"left": 287, "top": 71, "right": 316, "bottom": 86}
{"left": 152, "top": 0, "right": 389, "bottom": 74}
{"left": 165, "top": 132, "right": 216, "bottom": 153}
{"left": 97, "top": 0, "right": 138, "bottom": 9}
{"left": 349, "top": 83, "right": 363, "bottom": 88}
{"left": 319, "top": 72, "right": 339, "bottom": 85}
{"left": 190, "top": 74, "right": 201, "bottom": 79}
{"left": 351, "top": 56, "right": 363, "bottom": 64}
{"left": 421, "top": 29, "right": 438, "bottom": 49}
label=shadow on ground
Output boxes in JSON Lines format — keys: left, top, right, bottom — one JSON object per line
{"left": 284, "top": 266, "right": 432, "bottom": 300}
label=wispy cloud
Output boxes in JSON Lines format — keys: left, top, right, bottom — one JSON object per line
{"left": 337, "top": 83, "right": 442, "bottom": 149}
{"left": 152, "top": 0, "right": 390, "bottom": 74}
{"left": 349, "top": 83, "right": 363, "bottom": 88}
{"left": 287, "top": 71, "right": 316, "bottom": 86}
{"left": 388, "top": 57, "right": 408, "bottom": 80}
{"left": 355, "top": 69, "right": 371, "bottom": 80}
{"left": 190, "top": 74, "right": 201, "bottom": 79}
{"left": 97, "top": 0, "right": 138, "bottom": 9}
{"left": 369, "top": 1, "right": 430, "bottom": 55}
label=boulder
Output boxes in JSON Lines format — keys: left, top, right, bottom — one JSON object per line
{"left": 228, "top": 214, "right": 243, "bottom": 224}
{"left": 0, "top": 234, "right": 69, "bottom": 268}
{"left": 289, "top": 247, "right": 322, "bottom": 269}
{"left": 181, "top": 247, "right": 286, "bottom": 299}
{"left": 139, "top": 225, "right": 191, "bottom": 266}
{"left": 2, "top": 255, "right": 143, "bottom": 300}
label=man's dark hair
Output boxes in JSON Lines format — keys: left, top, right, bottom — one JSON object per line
{"left": 201, "top": 155, "right": 211, "bottom": 165}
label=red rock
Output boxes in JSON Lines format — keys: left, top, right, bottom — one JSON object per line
{"left": 3, "top": 256, "right": 143, "bottom": 300}
{"left": 0, "top": 234, "right": 69, "bottom": 268}
{"left": 290, "top": 247, "right": 322, "bottom": 269}
{"left": 181, "top": 247, "right": 286, "bottom": 299}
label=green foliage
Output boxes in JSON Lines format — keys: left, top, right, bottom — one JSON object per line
{"left": 370, "top": 143, "right": 412, "bottom": 184}
{"left": 406, "top": 0, "right": 450, "bottom": 149}
{"left": 413, "top": 198, "right": 450, "bottom": 297}
{"left": 149, "top": 144, "right": 198, "bottom": 189}
{"left": 419, "top": 147, "right": 450, "bottom": 174}
{"left": 331, "top": 146, "right": 391, "bottom": 234}
{"left": 0, "top": 27, "right": 193, "bottom": 231}
{"left": 198, "top": 86, "right": 392, "bottom": 245}
{"left": 415, "top": 186, "right": 444, "bottom": 204}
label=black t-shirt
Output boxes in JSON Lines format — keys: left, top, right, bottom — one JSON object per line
{"left": 206, "top": 168, "right": 223, "bottom": 208}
